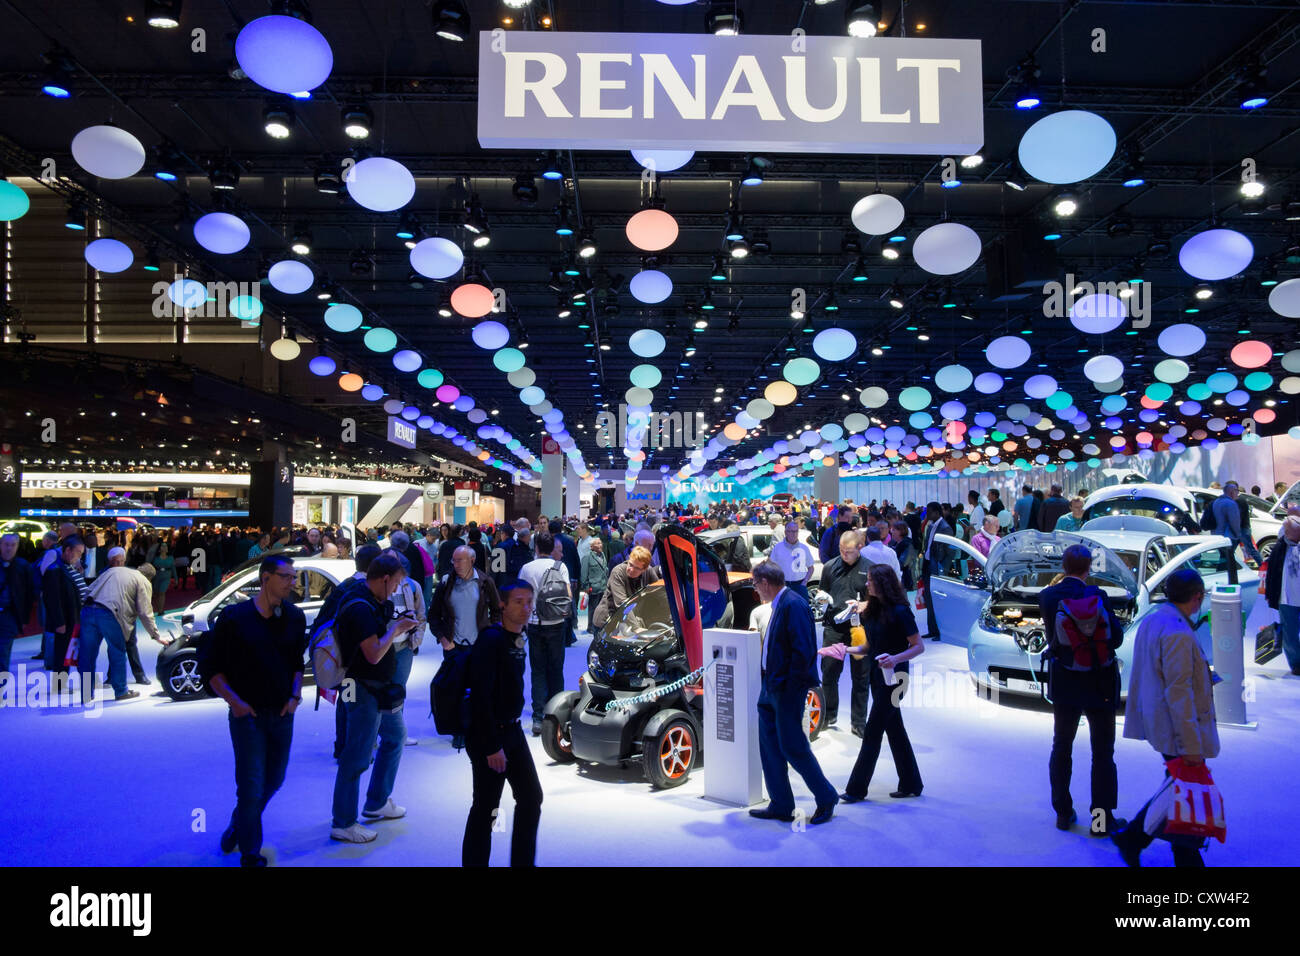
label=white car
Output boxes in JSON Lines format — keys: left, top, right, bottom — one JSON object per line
{"left": 699, "top": 526, "right": 825, "bottom": 585}
{"left": 1082, "top": 481, "right": 1298, "bottom": 557}
{"left": 925, "top": 521, "right": 1258, "bottom": 700}
{"left": 157, "top": 556, "right": 355, "bottom": 701}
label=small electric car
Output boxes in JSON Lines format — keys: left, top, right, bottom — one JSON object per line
{"left": 925, "top": 520, "right": 1258, "bottom": 701}
{"left": 542, "top": 525, "right": 826, "bottom": 789}
{"left": 1082, "top": 482, "right": 1288, "bottom": 557}
{"left": 156, "top": 555, "right": 351, "bottom": 701}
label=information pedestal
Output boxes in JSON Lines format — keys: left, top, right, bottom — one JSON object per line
{"left": 703, "top": 628, "right": 763, "bottom": 807}
{"left": 1209, "top": 584, "right": 1256, "bottom": 730}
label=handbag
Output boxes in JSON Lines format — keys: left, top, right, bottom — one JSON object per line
{"left": 1254, "top": 623, "right": 1281, "bottom": 665}
{"left": 1163, "top": 758, "right": 1227, "bottom": 844}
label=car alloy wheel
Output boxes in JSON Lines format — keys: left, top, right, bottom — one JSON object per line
{"left": 659, "top": 724, "right": 693, "bottom": 779}
{"left": 804, "top": 688, "right": 822, "bottom": 738}
{"left": 169, "top": 658, "right": 204, "bottom": 696}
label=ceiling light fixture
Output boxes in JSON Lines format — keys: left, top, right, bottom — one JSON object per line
{"left": 41, "top": 48, "right": 75, "bottom": 98}
{"left": 263, "top": 102, "right": 294, "bottom": 139}
{"left": 314, "top": 160, "right": 341, "bottom": 194}
{"left": 577, "top": 227, "right": 598, "bottom": 259}
{"left": 342, "top": 103, "right": 373, "bottom": 139}
{"left": 146, "top": 0, "right": 182, "bottom": 29}
{"left": 512, "top": 172, "right": 539, "bottom": 204}
{"left": 706, "top": 2, "right": 743, "bottom": 35}
{"left": 1053, "top": 191, "right": 1078, "bottom": 217}
{"left": 541, "top": 150, "right": 564, "bottom": 181}
{"left": 1009, "top": 55, "right": 1042, "bottom": 109}
{"left": 290, "top": 222, "right": 312, "bottom": 255}
{"left": 433, "top": 0, "right": 470, "bottom": 41}
{"left": 845, "top": 2, "right": 878, "bottom": 37}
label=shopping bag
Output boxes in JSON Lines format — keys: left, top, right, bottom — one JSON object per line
{"left": 914, "top": 583, "right": 926, "bottom": 610}
{"left": 1163, "top": 758, "right": 1227, "bottom": 844}
{"left": 63, "top": 635, "right": 79, "bottom": 668}
{"left": 578, "top": 590, "right": 589, "bottom": 612}
{"left": 1141, "top": 775, "right": 1177, "bottom": 837}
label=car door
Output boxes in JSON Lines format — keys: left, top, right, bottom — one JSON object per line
{"left": 1145, "top": 536, "right": 1256, "bottom": 656}
{"left": 927, "top": 533, "right": 989, "bottom": 647}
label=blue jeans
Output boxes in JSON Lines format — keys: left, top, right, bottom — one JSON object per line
{"left": 78, "top": 605, "right": 127, "bottom": 701}
{"left": 526, "top": 622, "right": 567, "bottom": 720}
{"left": 331, "top": 681, "right": 406, "bottom": 828}
{"left": 227, "top": 710, "right": 294, "bottom": 866}
{"left": 1279, "top": 605, "right": 1300, "bottom": 671}
{"left": 393, "top": 643, "right": 414, "bottom": 689}
{"left": 757, "top": 678, "right": 838, "bottom": 813}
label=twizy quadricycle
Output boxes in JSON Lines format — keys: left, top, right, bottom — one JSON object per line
{"left": 542, "top": 525, "right": 826, "bottom": 789}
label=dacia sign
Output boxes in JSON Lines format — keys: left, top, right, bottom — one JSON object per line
{"left": 478, "top": 31, "right": 983, "bottom": 154}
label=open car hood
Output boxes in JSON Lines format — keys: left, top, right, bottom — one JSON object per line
{"left": 985, "top": 530, "right": 1138, "bottom": 594}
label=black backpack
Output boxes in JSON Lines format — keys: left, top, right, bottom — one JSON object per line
{"left": 430, "top": 645, "right": 472, "bottom": 739}
{"left": 1199, "top": 504, "right": 1217, "bottom": 533}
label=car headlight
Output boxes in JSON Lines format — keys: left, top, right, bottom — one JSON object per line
{"left": 645, "top": 659, "right": 658, "bottom": 678}
{"left": 588, "top": 649, "right": 600, "bottom": 669}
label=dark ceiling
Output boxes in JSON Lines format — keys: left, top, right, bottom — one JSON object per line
{"left": 0, "top": 0, "right": 1298, "bottom": 480}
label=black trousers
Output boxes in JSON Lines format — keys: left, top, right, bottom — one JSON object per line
{"left": 845, "top": 665, "right": 922, "bottom": 797}
{"left": 124, "top": 633, "right": 147, "bottom": 683}
{"left": 920, "top": 564, "right": 939, "bottom": 638}
{"left": 819, "top": 630, "right": 870, "bottom": 731}
{"left": 1049, "top": 702, "right": 1117, "bottom": 817}
{"left": 463, "top": 721, "right": 543, "bottom": 867}
{"left": 1116, "top": 755, "right": 1206, "bottom": 867}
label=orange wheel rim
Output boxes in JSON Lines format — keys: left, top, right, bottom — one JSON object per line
{"left": 660, "top": 726, "right": 693, "bottom": 778}
{"left": 805, "top": 692, "right": 821, "bottom": 733}
{"left": 557, "top": 724, "right": 572, "bottom": 753}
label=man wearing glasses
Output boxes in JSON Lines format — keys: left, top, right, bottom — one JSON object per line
{"left": 199, "top": 554, "right": 308, "bottom": 867}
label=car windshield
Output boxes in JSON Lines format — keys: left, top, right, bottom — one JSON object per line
{"left": 1082, "top": 496, "right": 1198, "bottom": 535}
{"left": 604, "top": 581, "right": 673, "bottom": 641}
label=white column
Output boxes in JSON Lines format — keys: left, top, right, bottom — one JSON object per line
{"left": 565, "top": 458, "right": 583, "bottom": 519}
{"left": 541, "top": 453, "right": 563, "bottom": 518}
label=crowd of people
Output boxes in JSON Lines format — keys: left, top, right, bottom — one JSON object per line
{"left": 3, "top": 473, "right": 1296, "bottom": 869}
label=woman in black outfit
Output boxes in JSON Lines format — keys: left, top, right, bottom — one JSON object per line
{"left": 840, "top": 563, "right": 926, "bottom": 802}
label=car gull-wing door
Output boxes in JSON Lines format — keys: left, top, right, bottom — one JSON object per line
{"left": 655, "top": 524, "right": 731, "bottom": 674}
{"left": 927, "top": 533, "right": 989, "bottom": 647}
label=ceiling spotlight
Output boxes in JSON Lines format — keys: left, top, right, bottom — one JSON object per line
{"left": 940, "top": 175, "right": 961, "bottom": 190}
{"left": 350, "top": 249, "right": 374, "bottom": 276}
{"left": 749, "top": 228, "right": 771, "bottom": 256}
{"left": 541, "top": 150, "right": 565, "bottom": 181}
{"left": 1053, "top": 191, "right": 1078, "bottom": 217}
{"left": 1009, "top": 55, "right": 1042, "bottom": 109}
{"left": 741, "top": 156, "right": 770, "bottom": 186}
{"left": 1146, "top": 234, "right": 1171, "bottom": 260}
{"left": 554, "top": 200, "right": 574, "bottom": 236}
{"left": 314, "top": 160, "right": 342, "bottom": 194}
{"left": 263, "top": 102, "right": 294, "bottom": 139}
{"left": 64, "top": 200, "right": 88, "bottom": 231}
{"left": 557, "top": 296, "right": 572, "bottom": 319}
{"left": 146, "top": 0, "right": 182, "bottom": 27}
{"left": 1107, "top": 215, "right": 1133, "bottom": 238}
{"left": 960, "top": 154, "right": 984, "bottom": 169}
{"left": 316, "top": 281, "right": 336, "bottom": 302}
{"left": 724, "top": 208, "right": 745, "bottom": 242}
{"left": 438, "top": 294, "right": 454, "bottom": 318}
{"left": 512, "top": 173, "right": 538, "bottom": 205}
{"left": 684, "top": 335, "right": 697, "bottom": 357}
{"left": 395, "top": 210, "right": 420, "bottom": 241}
{"left": 143, "top": 244, "right": 161, "bottom": 272}
{"left": 885, "top": 284, "right": 905, "bottom": 309}
{"left": 1240, "top": 179, "right": 1264, "bottom": 199}
{"left": 1193, "top": 283, "right": 1213, "bottom": 300}
{"left": 290, "top": 222, "right": 312, "bottom": 256}
{"left": 152, "top": 142, "right": 182, "bottom": 182}
{"left": 728, "top": 237, "right": 750, "bottom": 259}
{"left": 823, "top": 290, "right": 840, "bottom": 312}
{"left": 881, "top": 244, "right": 900, "bottom": 260}
{"left": 471, "top": 224, "right": 491, "bottom": 249}
{"left": 1259, "top": 263, "right": 1279, "bottom": 287}
{"left": 851, "top": 257, "right": 869, "bottom": 282}
{"left": 846, "top": 2, "right": 878, "bottom": 37}
{"left": 706, "top": 2, "right": 743, "bottom": 35}
{"left": 407, "top": 271, "right": 427, "bottom": 290}
{"left": 208, "top": 156, "right": 240, "bottom": 191}
{"left": 577, "top": 228, "right": 598, "bottom": 259}
{"left": 693, "top": 313, "right": 709, "bottom": 331}
{"left": 599, "top": 332, "right": 612, "bottom": 351}
{"left": 342, "top": 103, "right": 373, "bottom": 139}
{"left": 433, "top": 0, "right": 470, "bottom": 41}
{"left": 41, "top": 47, "right": 75, "bottom": 98}
{"left": 561, "top": 253, "right": 582, "bottom": 278}
{"left": 801, "top": 314, "right": 815, "bottom": 334}
{"left": 1002, "top": 161, "right": 1027, "bottom": 192}
{"left": 700, "top": 289, "right": 716, "bottom": 311}
{"left": 940, "top": 284, "right": 957, "bottom": 308}
{"left": 870, "top": 343, "right": 884, "bottom": 356}
{"left": 1119, "top": 148, "right": 1145, "bottom": 187}
{"left": 790, "top": 301, "right": 805, "bottom": 320}
{"left": 709, "top": 254, "right": 728, "bottom": 281}
{"left": 1237, "top": 61, "right": 1268, "bottom": 110}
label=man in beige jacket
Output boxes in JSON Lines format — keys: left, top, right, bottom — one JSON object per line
{"left": 87, "top": 548, "right": 171, "bottom": 688}
{"left": 1113, "top": 567, "right": 1219, "bottom": 867}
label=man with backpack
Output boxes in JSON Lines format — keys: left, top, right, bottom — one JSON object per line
{"left": 315, "top": 544, "right": 380, "bottom": 760}
{"left": 328, "top": 552, "right": 420, "bottom": 844}
{"left": 198, "top": 553, "right": 308, "bottom": 867}
{"left": 461, "top": 581, "right": 544, "bottom": 866}
{"left": 518, "top": 533, "right": 571, "bottom": 736}
{"left": 1037, "top": 544, "right": 1125, "bottom": 836}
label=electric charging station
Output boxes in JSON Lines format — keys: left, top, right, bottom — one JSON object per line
{"left": 1209, "top": 584, "right": 1257, "bottom": 730}
{"left": 702, "top": 628, "right": 763, "bottom": 807}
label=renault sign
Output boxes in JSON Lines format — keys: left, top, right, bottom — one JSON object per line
{"left": 478, "top": 31, "right": 982, "bottom": 154}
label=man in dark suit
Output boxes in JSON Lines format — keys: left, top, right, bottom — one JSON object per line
{"left": 0, "top": 533, "right": 35, "bottom": 676}
{"left": 548, "top": 519, "right": 582, "bottom": 647}
{"left": 748, "top": 560, "right": 838, "bottom": 825}
{"left": 1037, "top": 544, "right": 1124, "bottom": 835}
{"left": 920, "top": 502, "right": 952, "bottom": 640}
{"left": 437, "top": 524, "right": 466, "bottom": 580}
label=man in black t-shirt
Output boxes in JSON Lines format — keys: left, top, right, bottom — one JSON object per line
{"left": 329, "top": 552, "right": 419, "bottom": 844}
{"left": 463, "top": 581, "right": 544, "bottom": 866}
{"left": 199, "top": 553, "right": 308, "bottom": 867}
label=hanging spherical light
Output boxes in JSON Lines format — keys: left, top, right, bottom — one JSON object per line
{"left": 345, "top": 156, "right": 416, "bottom": 212}
{"left": 235, "top": 15, "right": 333, "bottom": 94}
{"left": 71, "top": 125, "right": 147, "bottom": 179}
{"left": 0, "top": 180, "right": 31, "bottom": 221}
{"left": 1177, "top": 228, "right": 1253, "bottom": 281}
{"left": 912, "top": 222, "right": 981, "bottom": 275}
{"left": 193, "top": 212, "right": 250, "bottom": 254}
{"left": 451, "top": 282, "right": 494, "bottom": 318}
{"left": 84, "top": 238, "right": 133, "bottom": 273}
{"left": 269, "top": 337, "right": 301, "bottom": 361}
{"left": 409, "top": 237, "right": 464, "bottom": 279}
{"left": 850, "top": 193, "right": 905, "bottom": 235}
{"left": 625, "top": 208, "right": 679, "bottom": 251}
{"left": 629, "top": 328, "right": 667, "bottom": 358}
{"left": 324, "top": 303, "right": 363, "bottom": 332}
{"left": 1017, "top": 110, "right": 1116, "bottom": 184}
{"left": 268, "top": 259, "right": 313, "bottom": 294}
{"left": 471, "top": 319, "right": 510, "bottom": 350}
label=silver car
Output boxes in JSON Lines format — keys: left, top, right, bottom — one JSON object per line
{"left": 926, "top": 520, "right": 1258, "bottom": 700}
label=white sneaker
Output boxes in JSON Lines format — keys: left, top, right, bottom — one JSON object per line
{"left": 361, "top": 798, "right": 406, "bottom": 820}
{"left": 404, "top": 736, "right": 418, "bottom": 747}
{"left": 330, "top": 823, "right": 377, "bottom": 843}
